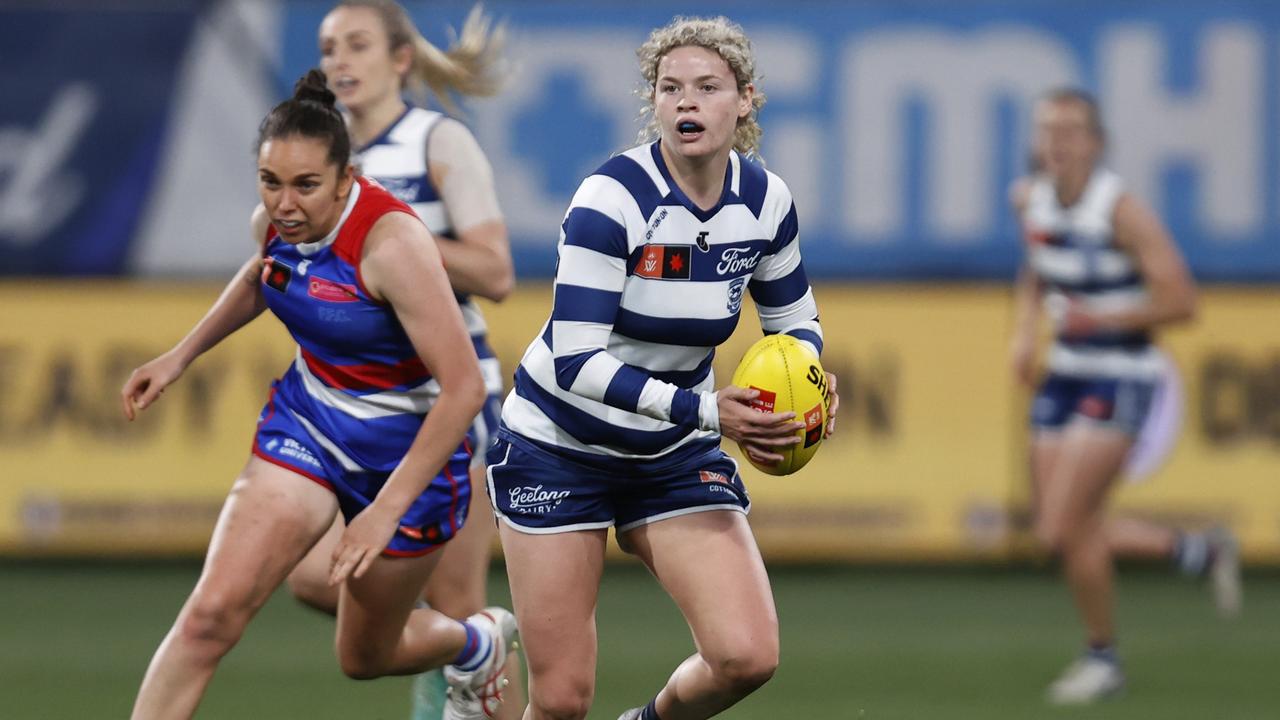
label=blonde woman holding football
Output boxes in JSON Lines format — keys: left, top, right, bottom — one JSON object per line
{"left": 486, "top": 16, "right": 838, "bottom": 720}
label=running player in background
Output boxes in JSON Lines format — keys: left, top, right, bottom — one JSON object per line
{"left": 1009, "top": 88, "right": 1242, "bottom": 705}
{"left": 488, "top": 16, "right": 839, "bottom": 720}
{"left": 282, "top": 3, "right": 521, "bottom": 717}
{"left": 123, "top": 70, "right": 515, "bottom": 720}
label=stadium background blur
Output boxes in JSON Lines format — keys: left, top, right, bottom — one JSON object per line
{"left": 2, "top": 1, "right": 1277, "bottom": 717}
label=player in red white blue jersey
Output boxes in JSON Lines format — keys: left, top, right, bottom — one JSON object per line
{"left": 282, "top": 4, "right": 524, "bottom": 718}
{"left": 489, "top": 18, "right": 839, "bottom": 720}
{"left": 255, "top": 172, "right": 473, "bottom": 545}
{"left": 122, "top": 70, "right": 515, "bottom": 720}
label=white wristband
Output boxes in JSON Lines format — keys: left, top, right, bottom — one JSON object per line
{"left": 698, "top": 390, "right": 720, "bottom": 433}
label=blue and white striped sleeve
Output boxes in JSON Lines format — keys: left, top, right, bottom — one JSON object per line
{"left": 749, "top": 180, "right": 823, "bottom": 357}
{"left": 548, "top": 175, "right": 719, "bottom": 431}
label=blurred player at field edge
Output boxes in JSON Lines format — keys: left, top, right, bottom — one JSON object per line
{"left": 1009, "top": 88, "right": 1242, "bottom": 705}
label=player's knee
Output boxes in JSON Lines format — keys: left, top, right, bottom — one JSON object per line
{"left": 335, "top": 645, "right": 389, "bottom": 681}
{"left": 423, "top": 586, "right": 484, "bottom": 620}
{"left": 1034, "top": 515, "right": 1069, "bottom": 554}
{"left": 285, "top": 568, "right": 337, "bottom": 615}
{"left": 720, "top": 653, "right": 779, "bottom": 695}
{"left": 529, "top": 676, "right": 594, "bottom": 720}
{"left": 337, "top": 661, "right": 383, "bottom": 681}
{"left": 177, "top": 591, "right": 251, "bottom": 656}
{"left": 1036, "top": 515, "right": 1090, "bottom": 556}
{"left": 708, "top": 642, "right": 779, "bottom": 696}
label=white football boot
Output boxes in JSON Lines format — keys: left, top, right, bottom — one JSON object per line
{"left": 1046, "top": 656, "right": 1125, "bottom": 705}
{"left": 443, "top": 607, "right": 519, "bottom": 720}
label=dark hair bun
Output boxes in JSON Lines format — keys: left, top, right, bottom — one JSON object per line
{"left": 256, "top": 68, "right": 351, "bottom": 168}
{"left": 293, "top": 69, "right": 337, "bottom": 108}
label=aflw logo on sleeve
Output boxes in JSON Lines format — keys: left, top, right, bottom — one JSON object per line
{"left": 634, "top": 244, "right": 691, "bottom": 280}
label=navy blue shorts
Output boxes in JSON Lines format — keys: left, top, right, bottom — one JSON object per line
{"left": 1031, "top": 374, "right": 1158, "bottom": 436}
{"left": 486, "top": 430, "right": 749, "bottom": 534}
{"left": 470, "top": 390, "right": 503, "bottom": 469}
{"left": 252, "top": 388, "right": 472, "bottom": 556}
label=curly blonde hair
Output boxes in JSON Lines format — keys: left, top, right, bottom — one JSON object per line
{"left": 335, "top": 1, "right": 507, "bottom": 115}
{"left": 635, "top": 16, "right": 766, "bottom": 157}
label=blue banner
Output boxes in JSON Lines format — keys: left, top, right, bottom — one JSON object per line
{"left": 0, "top": 8, "right": 199, "bottom": 275}
{"left": 281, "top": 0, "right": 1280, "bottom": 281}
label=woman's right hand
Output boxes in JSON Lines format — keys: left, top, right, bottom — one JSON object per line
{"left": 716, "top": 385, "right": 804, "bottom": 466}
{"left": 121, "top": 351, "right": 187, "bottom": 421}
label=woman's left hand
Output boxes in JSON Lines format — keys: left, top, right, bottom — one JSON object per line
{"left": 1059, "top": 301, "right": 1101, "bottom": 338}
{"left": 824, "top": 371, "right": 840, "bottom": 438}
{"left": 329, "top": 503, "right": 400, "bottom": 585}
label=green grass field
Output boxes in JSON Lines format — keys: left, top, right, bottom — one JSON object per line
{"left": 1, "top": 562, "right": 1276, "bottom": 719}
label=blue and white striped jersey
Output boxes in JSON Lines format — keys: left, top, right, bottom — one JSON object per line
{"left": 355, "top": 107, "right": 502, "bottom": 396}
{"left": 356, "top": 107, "right": 449, "bottom": 229}
{"left": 1023, "top": 168, "right": 1161, "bottom": 379}
{"left": 500, "top": 142, "right": 823, "bottom": 460}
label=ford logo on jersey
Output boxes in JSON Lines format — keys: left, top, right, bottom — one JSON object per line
{"left": 716, "top": 247, "right": 761, "bottom": 276}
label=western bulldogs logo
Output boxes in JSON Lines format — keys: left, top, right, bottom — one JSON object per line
{"left": 726, "top": 276, "right": 746, "bottom": 312}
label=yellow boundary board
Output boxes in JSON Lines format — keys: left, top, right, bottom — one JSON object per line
{"left": 1, "top": 283, "right": 1275, "bottom": 562}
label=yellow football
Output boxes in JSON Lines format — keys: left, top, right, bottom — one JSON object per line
{"left": 729, "top": 334, "right": 830, "bottom": 476}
